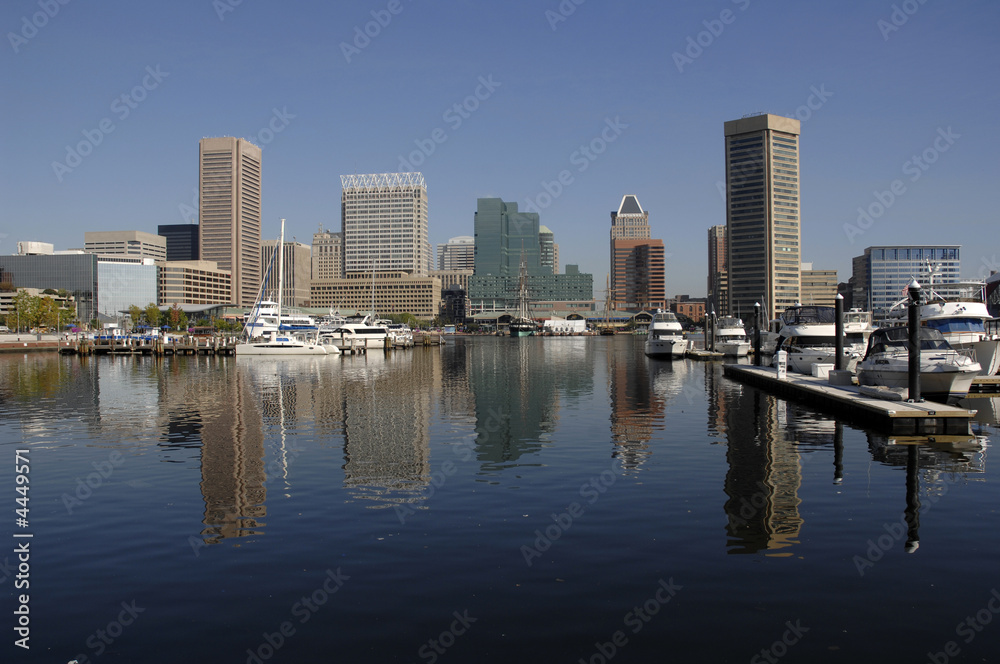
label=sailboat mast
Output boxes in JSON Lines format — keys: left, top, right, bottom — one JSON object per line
{"left": 276, "top": 219, "right": 285, "bottom": 334}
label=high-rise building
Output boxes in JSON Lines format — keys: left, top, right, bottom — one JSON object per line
{"left": 707, "top": 225, "right": 728, "bottom": 315}
{"left": 312, "top": 227, "right": 343, "bottom": 281}
{"left": 341, "top": 172, "right": 430, "bottom": 276}
{"left": 84, "top": 231, "right": 167, "bottom": 261}
{"left": 539, "top": 226, "right": 557, "bottom": 275}
{"left": 609, "top": 195, "right": 664, "bottom": 311}
{"left": 850, "top": 245, "right": 960, "bottom": 319}
{"left": 158, "top": 224, "right": 200, "bottom": 262}
{"left": 473, "top": 198, "right": 541, "bottom": 276}
{"left": 470, "top": 198, "right": 592, "bottom": 311}
{"left": 437, "top": 236, "right": 475, "bottom": 272}
{"left": 611, "top": 239, "right": 666, "bottom": 310}
{"left": 261, "top": 239, "right": 312, "bottom": 308}
{"left": 724, "top": 114, "right": 801, "bottom": 318}
{"left": 198, "top": 137, "right": 262, "bottom": 307}
{"left": 799, "top": 263, "right": 838, "bottom": 307}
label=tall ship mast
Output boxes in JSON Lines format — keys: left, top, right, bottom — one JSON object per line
{"left": 508, "top": 252, "right": 537, "bottom": 337}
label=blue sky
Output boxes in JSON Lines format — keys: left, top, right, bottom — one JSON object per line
{"left": 2, "top": 0, "right": 998, "bottom": 296}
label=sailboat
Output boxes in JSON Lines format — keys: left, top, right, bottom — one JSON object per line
{"left": 236, "top": 219, "right": 327, "bottom": 356}
{"left": 508, "top": 253, "right": 537, "bottom": 337}
{"left": 600, "top": 275, "right": 616, "bottom": 335}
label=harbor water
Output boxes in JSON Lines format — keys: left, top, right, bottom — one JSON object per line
{"left": 1, "top": 335, "right": 998, "bottom": 663}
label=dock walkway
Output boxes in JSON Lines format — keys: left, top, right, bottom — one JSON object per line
{"left": 723, "top": 364, "right": 975, "bottom": 435}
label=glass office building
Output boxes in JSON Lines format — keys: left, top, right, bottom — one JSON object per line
{"left": 96, "top": 257, "right": 158, "bottom": 320}
{"left": 0, "top": 254, "right": 98, "bottom": 322}
{"left": 854, "top": 245, "right": 961, "bottom": 319}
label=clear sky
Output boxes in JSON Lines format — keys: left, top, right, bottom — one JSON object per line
{"left": 2, "top": 0, "right": 998, "bottom": 296}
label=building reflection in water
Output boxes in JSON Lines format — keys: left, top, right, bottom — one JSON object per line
{"left": 718, "top": 381, "right": 803, "bottom": 555}
{"left": 339, "top": 351, "right": 435, "bottom": 507}
{"left": 465, "top": 338, "right": 593, "bottom": 473}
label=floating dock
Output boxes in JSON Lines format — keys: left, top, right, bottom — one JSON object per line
{"left": 723, "top": 364, "right": 975, "bottom": 435}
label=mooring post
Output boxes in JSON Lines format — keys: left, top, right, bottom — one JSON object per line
{"left": 753, "top": 302, "right": 761, "bottom": 366}
{"left": 908, "top": 279, "right": 922, "bottom": 402}
{"left": 834, "top": 293, "right": 844, "bottom": 372}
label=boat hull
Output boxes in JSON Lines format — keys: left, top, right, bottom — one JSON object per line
{"left": 644, "top": 337, "right": 690, "bottom": 359}
{"left": 716, "top": 341, "right": 750, "bottom": 357}
{"left": 857, "top": 366, "right": 978, "bottom": 404}
{"left": 235, "top": 342, "right": 327, "bottom": 356}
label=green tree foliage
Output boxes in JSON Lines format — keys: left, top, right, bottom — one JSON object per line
{"left": 144, "top": 303, "right": 161, "bottom": 329}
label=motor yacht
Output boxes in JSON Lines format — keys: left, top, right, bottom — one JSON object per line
{"left": 644, "top": 310, "right": 690, "bottom": 359}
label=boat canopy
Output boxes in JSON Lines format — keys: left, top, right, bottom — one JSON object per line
{"left": 863, "top": 326, "right": 952, "bottom": 357}
{"left": 780, "top": 305, "right": 836, "bottom": 326}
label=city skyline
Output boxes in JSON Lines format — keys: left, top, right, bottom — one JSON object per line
{"left": 2, "top": 1, "right": 997, "bottom": 297}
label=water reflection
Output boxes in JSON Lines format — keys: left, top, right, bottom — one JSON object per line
{"left": 718, "top": 385, "right": 803, "bottom": 555}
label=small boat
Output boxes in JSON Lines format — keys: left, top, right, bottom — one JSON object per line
{"left": 317, "top": 317, "right": 389, "bottom": 350}
{"left": 773, "top": 305, "right": 873, "bottom": 373}
{"left": 856, "top": 326, "right": 981, "bottom": 404}
{"left": 236, "top": 219, "right": 328, "bottom": 356}
{"left": 644, "top": 310, "right": 690, "bottom": 359}
{"left": 714, "top": 316, "right": 750, "bottom": 356}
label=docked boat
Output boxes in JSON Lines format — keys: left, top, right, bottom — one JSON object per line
{"left": 243, "top": 301, "right": 316, "bottom": 338}
{"left": 773, "top": 305, "right": 873, "bottom": 373}
{"left": 856, "top": 327, "right": 980, "bottom": 404}
{"left": 886, "top": 280, "right": 1000, "bottom": 376}
{"left": 384, "top": 322, "right": 414, "bottom": 347}
{"left": 644, "top": 310, "right": 690, "bottom": 359}
{"left": 317, "top": 317, "right": 389, "bottom": 351}
{"left": 714, "top": 316, "right": 750, "bottom": 356}
{"left": 508, "top": 253, "right": 537, "bottom": 337}
{"left": 236, "top": 219, "right": 328, "bottom": 356}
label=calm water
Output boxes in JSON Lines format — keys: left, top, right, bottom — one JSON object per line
{"left": 1, "top": 336, "right": 998, "bottom": 663}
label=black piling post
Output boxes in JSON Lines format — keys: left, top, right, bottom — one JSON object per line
{"left": 753, "top": 302, "right": 761, "bottom": 366}
{"left": 834, "top": 293, "right": 844, "bottom": 372}
{"left": 908, "top": 279, "right": 922, "bottom": 402}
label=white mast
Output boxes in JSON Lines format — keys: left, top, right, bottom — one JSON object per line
{"left": 275, "top": 218, "right": 285, "bottom": 340}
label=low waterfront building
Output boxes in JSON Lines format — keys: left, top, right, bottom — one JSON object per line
{"left": 309, "top": 271, "right": 441, "bottom": 319}
{"left": 157, "top": 260, "right": 232, "bottom": 306}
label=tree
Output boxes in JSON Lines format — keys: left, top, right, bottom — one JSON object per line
{"left": 37, "top": 297, "right": 59, "bottom": 329}
{"left": 168, "top": 304, "right": 187, "bottom": 331}
{"left": 128, "top": 305, "right": 143, "bottom": 330}
{"left": 144, "top": 303, "right": 161, "bottom": 329}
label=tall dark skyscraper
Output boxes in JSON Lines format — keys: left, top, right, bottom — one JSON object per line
{"left": 724, "top": 114, "right": 800, "bottom": 318}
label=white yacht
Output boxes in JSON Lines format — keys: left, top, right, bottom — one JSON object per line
{"left": 384, "top": 322, "right": 414, "bottom": 347}
{"left": 886, "top": 280, "right": 1000, "bottom": 376}
{"left": 644, "top": 310, "right": 690, "bottom": 359}
{"left": 856, "top": 327, "right": 980, "bottom": 404}
{"left": 714, "top": 316, "right": 750, "bottom": 356}
{"left": 236, "top": 219, "right": 328, "bottom": 356}
{"left": 773, "top": 305, "right": 873, "bottom": 373}
{"left": 242, "top": 301, "right": 317, "bottom": 338}
{"left": 317, "top": 316, "right": 389, "bottom": 351}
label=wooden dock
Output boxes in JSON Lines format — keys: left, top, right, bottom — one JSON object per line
{"left": 723, "top": 364, "right": 975, "bottom": 435}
